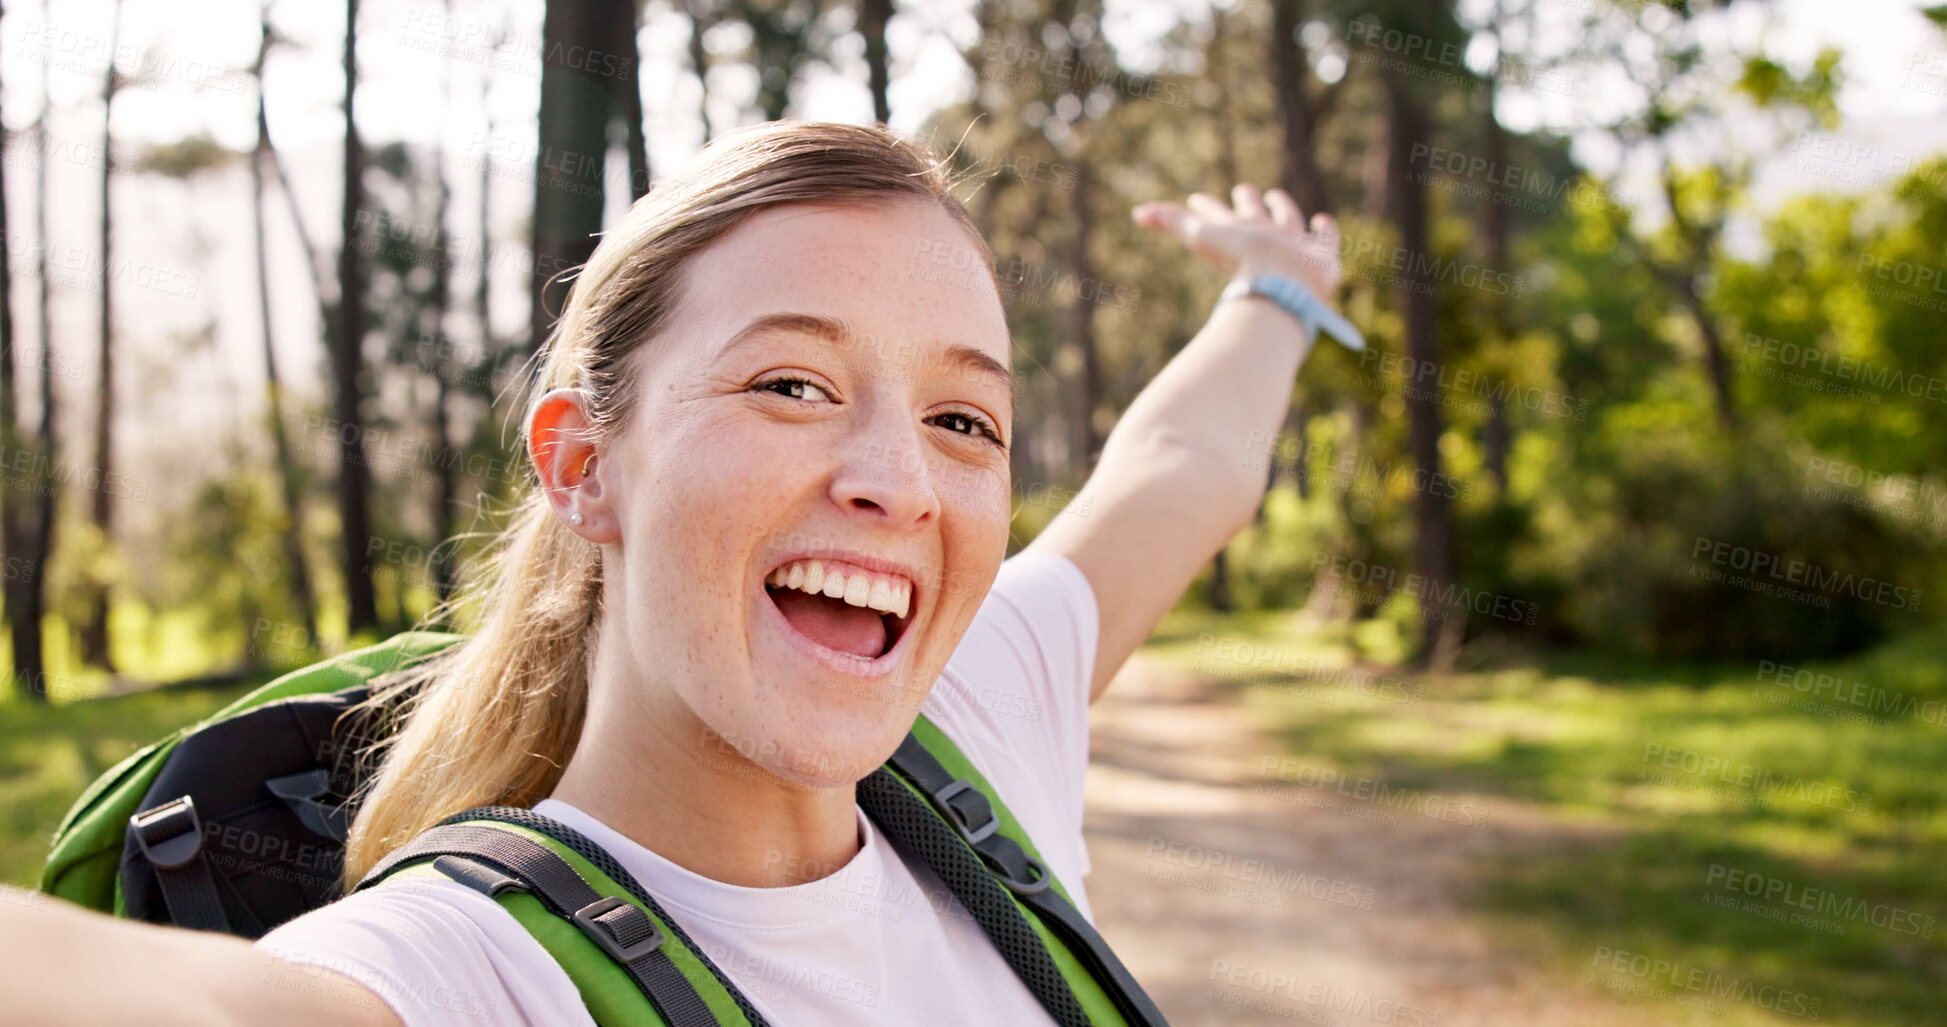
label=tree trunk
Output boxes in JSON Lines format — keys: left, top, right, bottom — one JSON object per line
{"left": 1385, "top": 73, "right": 1463, "bottom": 668}
{"left": 610, "top": 0, "right": 650, "bottom": 203}
{"left": 530, "top": 0, "right": 622, "bottom": 359}
{"left": 1291, "top": 400, "right": 1311, "bottom": 500}
{"left": 81, "top": 0, "right": 125, "bottom": 671}
{"left": 1066, "top": 162, "right": 1100, "bottom": 472}
{"left": 861, "top": 0, "right": 893, "bottom": 125}
{"left": 8, "top": 40, "right": 62, "bottom": 701}
{"left": 1206, "top": 5, "right": 1241, "bottom": 609}
{"left": 1480, "top": 35, "right": 1513, "bottom": 499}
{"left": 429, "top": 0, "right": 459, "bottom": 606}
{"left": 685, "top": 0, "right": 715, "bottom": 143}
{"left": 0, "top": 30, "right": 43, "bottom": 701}
{"left": 253, "top": 16, "right": 321, "bottom": 652}
{"left": 1270, "top": 0, "right": 1331, "bottom": 215}
{"left": 1681, "top": 274, "right": 1737, "bottom": 428}
{"left": 336, "top": 0, "right": 380, "bottom": 633}
{"left": 1656, "top": 169, "right": 1737, "bottom": 429}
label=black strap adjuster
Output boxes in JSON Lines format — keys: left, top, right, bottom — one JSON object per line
{"left": 994, "top": 852, "right": 1054, "bottom": 896}
{"left": 934, "top": 779, "right": 999, "bottom": 844}
{"left": 130, "top": 796, "right": 205, "bottom": 870}
{"left": 266, "top": 768, "right": 350, "bottom": 841}
{"left": 573, "top": 895, "right": 666, "bottom": 963}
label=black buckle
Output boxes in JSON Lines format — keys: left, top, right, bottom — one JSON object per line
{"left": 432, "top": 855, "right": 527, "bottom": 898}
{"left": 130, "top": 796, "right": 205, "bottom": 870}
{"left": 266, "top": 769, "right": 350, "bottom": 841}
{"left": 572, "top": 896, "right": 665, "bottom": 963}
{"left": 934, "top": 779, "right": 999, "bottom": 845}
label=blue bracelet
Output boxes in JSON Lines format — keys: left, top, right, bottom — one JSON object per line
{"left": 1219, "top": 273, "right": 1366, "bottom": 352}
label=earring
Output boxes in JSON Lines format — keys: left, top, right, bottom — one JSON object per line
{"left": 570, "top": 511, "right": 585, "bottom": 526}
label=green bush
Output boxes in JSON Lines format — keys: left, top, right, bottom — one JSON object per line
{"left": 1533, "top": 416, "right": 1929, "bottom": 661}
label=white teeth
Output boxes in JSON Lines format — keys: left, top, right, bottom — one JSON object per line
{"left": 843, "top": 575, "right": 871, "bottom": 607}
{"left": 766, "top": 558, "right": 913, "bottom": 618}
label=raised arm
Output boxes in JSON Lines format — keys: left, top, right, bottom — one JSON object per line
{"left": 1026, "top": 185, "right": 1343, "bottom": 702}
{"left": 0, "top": 887, "right": 400, "bottom": 1027}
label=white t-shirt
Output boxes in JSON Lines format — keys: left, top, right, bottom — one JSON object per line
{"left": 257, "top": 550, "right": 1100, "bottom": 1027}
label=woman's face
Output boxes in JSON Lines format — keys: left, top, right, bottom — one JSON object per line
{"left": 593, "top": 198, "right": 1013, "bottom": 787}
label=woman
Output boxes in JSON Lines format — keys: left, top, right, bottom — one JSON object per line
{"left": 1, "top": 120, "right": 1341, "bottom": 1026}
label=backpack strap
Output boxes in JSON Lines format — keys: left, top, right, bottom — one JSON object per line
{"left": 359, "top": 808, "right": 764, "bottom": 1027}
{"left": 127, "top": 795, "right": 233, "bottom": 933}
{"left": 871, "top": 719, "right": 1171, "bottom": 1027}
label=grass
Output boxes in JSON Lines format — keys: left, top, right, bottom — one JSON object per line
{"left": 0, "top": 679, "right": 263, "bottom": 886}
{"left": 1148, "top": 609, "right": 1947, "bottom": 1027}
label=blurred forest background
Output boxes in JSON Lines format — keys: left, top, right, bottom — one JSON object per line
{"left": 2, "top": 0, "right": 1945, "bottom": 1022}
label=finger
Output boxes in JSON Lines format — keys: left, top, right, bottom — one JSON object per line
{"left": 1186, "top": 192, "right": 1233, "bottom": 224}
{"left": 1309, "top": 212, "right": 1340, "bottom": 246}
{"left": 1232, "top": 183, "right": 1269, "bottom": 222}
{"left": 1265, "top": 188, "right": 1302, "bottom": 229}
{"left": 1132, "top": 200, "right": 1191, "bottom": 238}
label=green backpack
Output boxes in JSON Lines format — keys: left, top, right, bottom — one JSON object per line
{"left": 39, "top": 632, "right": 1168, "bottom": 1026}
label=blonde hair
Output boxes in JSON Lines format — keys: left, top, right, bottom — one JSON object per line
{"left": 342, "top": 121, "right": 992, "bottom": 886}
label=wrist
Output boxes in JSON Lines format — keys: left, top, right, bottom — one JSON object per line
{"left": 1219, "top": 271, "right": 1364, "bottom": 353}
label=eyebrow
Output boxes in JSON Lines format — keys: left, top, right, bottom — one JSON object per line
{"left": 716, "top": 312, "right": 1017, "bottom": 401}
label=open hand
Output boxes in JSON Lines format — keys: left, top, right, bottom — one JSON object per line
{"left": 1132, "top": 185, "right": 1342, "bottom": 301}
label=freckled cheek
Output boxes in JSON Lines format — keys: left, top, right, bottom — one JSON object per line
{"left": 937, "top": 481, "right": 1011, "bottom": 626}
{"left": 630, "top": 417, "right": 827, "bottom": 618}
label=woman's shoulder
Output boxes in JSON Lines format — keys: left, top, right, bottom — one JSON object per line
{"left": 256, "top": 876, "right": 593, "bottom": 1027}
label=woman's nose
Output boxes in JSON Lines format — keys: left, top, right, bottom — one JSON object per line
{"left": 829, "top": 427, "right": 943, "bottom": 529}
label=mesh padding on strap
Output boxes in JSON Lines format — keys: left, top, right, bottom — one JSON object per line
{"left": 858, "top": 768, "right": 1092, "bottom": 1026}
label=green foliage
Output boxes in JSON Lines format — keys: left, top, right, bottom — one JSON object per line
{"left": 1523, "top": 416, "right": 1926, "bottom": 660}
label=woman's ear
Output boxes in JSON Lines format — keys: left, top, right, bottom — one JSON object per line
{"left": 529, "top": 388, "right": 621, "bottom": 543}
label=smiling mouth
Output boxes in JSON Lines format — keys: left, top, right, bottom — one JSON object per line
{"left": 763, "top": 559, "right": 914, "bottom": 660}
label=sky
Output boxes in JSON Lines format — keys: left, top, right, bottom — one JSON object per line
{"left": 0, "top": 0, "right": 1940, "bottom": 572}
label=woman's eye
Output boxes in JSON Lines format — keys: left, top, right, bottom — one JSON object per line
{"left": 757, "top": 377, "right": 831, "bottom": 402}
{"left": 929, "top": 411, "right": 1004, "bottom": 447}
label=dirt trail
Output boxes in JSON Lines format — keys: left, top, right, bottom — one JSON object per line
{"left": 1080, "top": 654, "right": 1646, "bottom": 1027}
